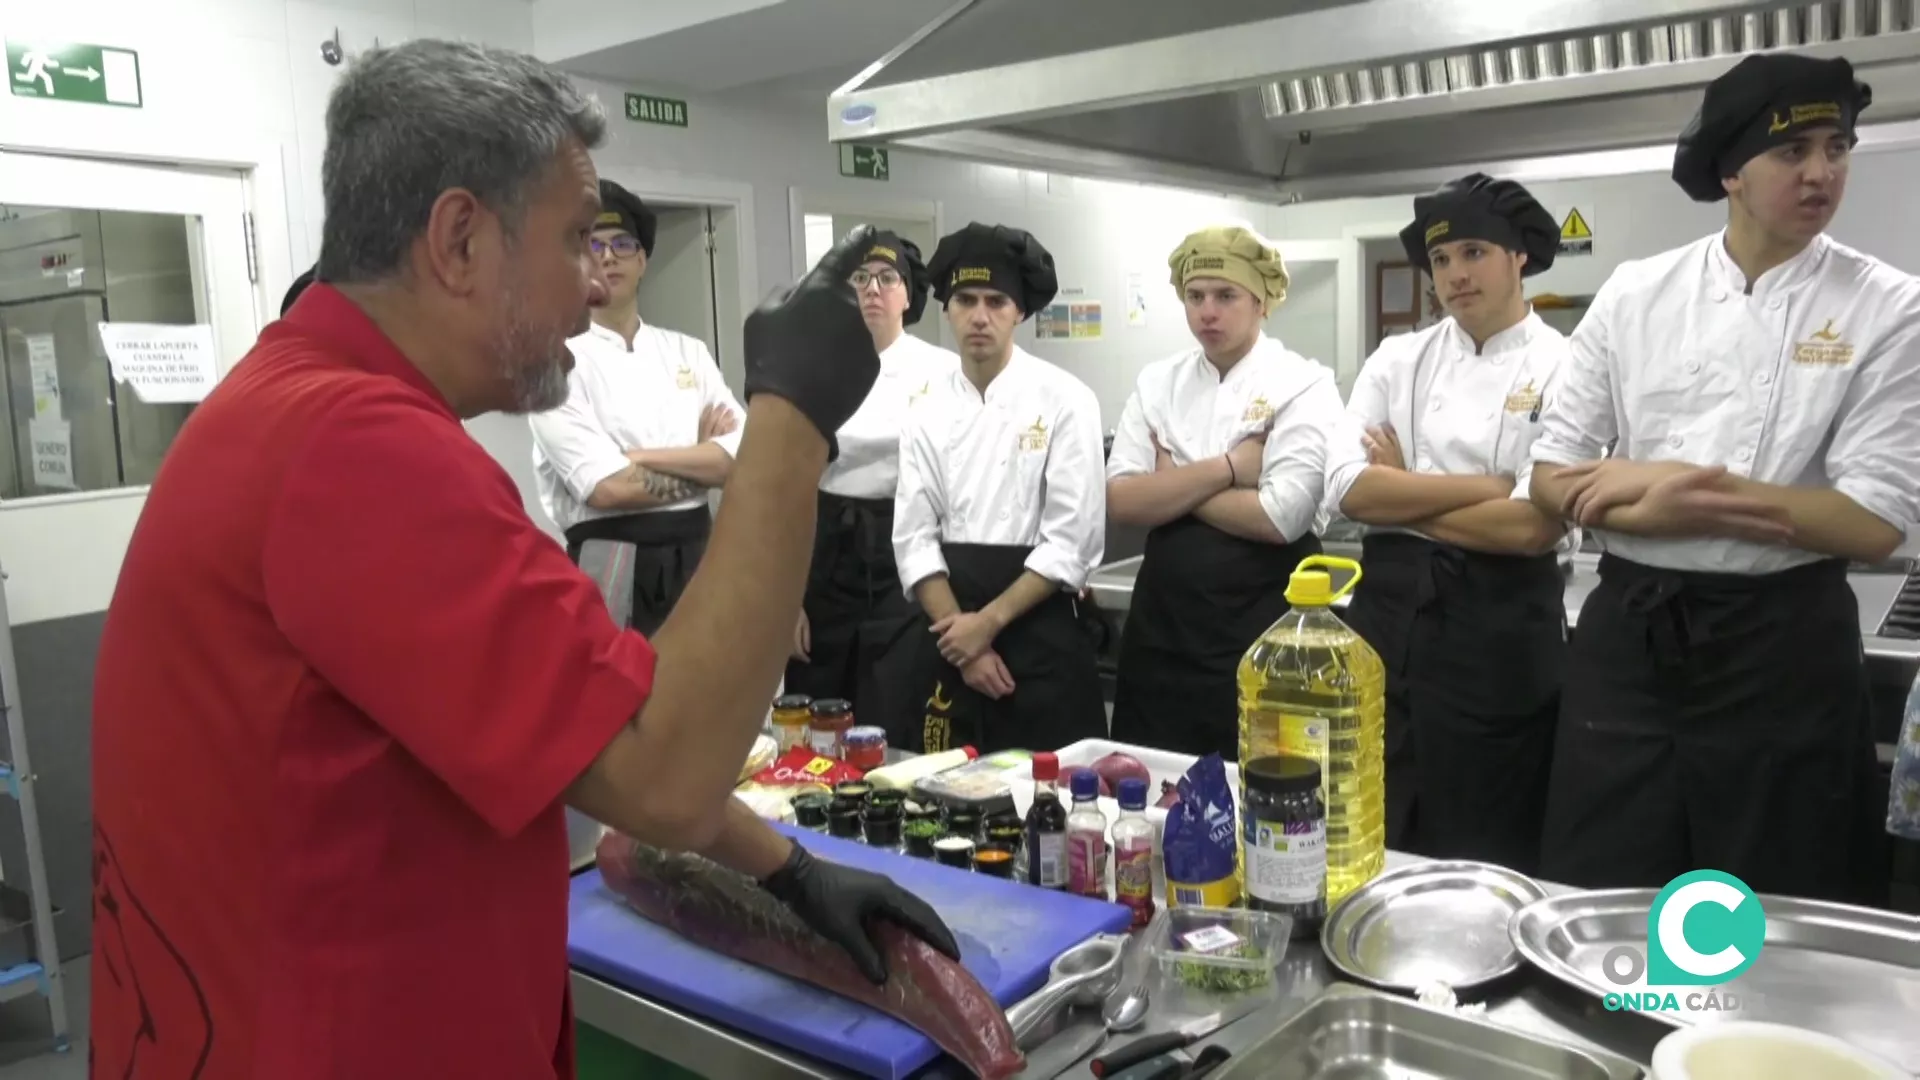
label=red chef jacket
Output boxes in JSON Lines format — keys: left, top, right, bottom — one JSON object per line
{"left": 90, "top": 284, "right": 654, "bottom": 1079}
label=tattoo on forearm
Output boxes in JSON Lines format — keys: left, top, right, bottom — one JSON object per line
{"left": 631, "top": 464, "right": 702, "bottom": 502}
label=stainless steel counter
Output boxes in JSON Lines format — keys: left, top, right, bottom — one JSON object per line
{"left": 569, "top": 852, "right": 1678, "bottom": 1080}
{"left": 1085, "top": 548, "right": 1920, "bottom": 664}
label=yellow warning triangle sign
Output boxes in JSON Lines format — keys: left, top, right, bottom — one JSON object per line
{"left": 1560, "top": 208, "right": 1593, "bottom": 241}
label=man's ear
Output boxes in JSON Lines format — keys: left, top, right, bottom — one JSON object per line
{"left": 419, "top": 188, "right": 490, "bottom": 297}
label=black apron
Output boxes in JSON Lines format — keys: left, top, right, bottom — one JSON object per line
{"left": 869, "top": 543, "right": 1107, "bottom": 755}
{"left": 784, "top": 491, "right": 915, "bottom": 719}
{"left": 564, "top": 505, "right": 711, "bottom": 637}
{"left": 1341, "top": 532, "right": 1565, "bottom": 873}
{"left": 1108, "top": 517, "right": 1320, "bottom": 760}
{"left": 1539, "top": 554, "right": 1881, "bottom": 902}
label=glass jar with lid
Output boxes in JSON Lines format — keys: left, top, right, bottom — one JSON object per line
{"left": 807, "top": 699, "right": 855, "bottom": 759}
{"left": 771, "top": 694, "right": 813, "bottom": 753}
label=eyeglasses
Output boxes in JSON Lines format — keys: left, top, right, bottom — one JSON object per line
{"left": 591, "top": 235, "right": 643, "bottom": 259}
{"left": 850, "top": 269, "right": 903, "bottom": 290}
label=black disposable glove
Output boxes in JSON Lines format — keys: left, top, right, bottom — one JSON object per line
{"left": 742, "top": 225, "right": 884, "bottom": 460}
{"left": 760, "top": 843, "right": 962, "bottom": 984}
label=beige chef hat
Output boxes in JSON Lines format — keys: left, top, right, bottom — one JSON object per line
{"left": 1167, "top": 225, "right": 1290, "bottom": 313}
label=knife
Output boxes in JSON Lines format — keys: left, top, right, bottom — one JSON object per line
{"left": 1090, "top": 1012, "right": 1234, "bottom": 1077}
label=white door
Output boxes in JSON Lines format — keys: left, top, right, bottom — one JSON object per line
{"left": 635, "top": 206, "right": 721, "bottom": 360}
{"left": 1264, "top": 238, "right": 1363, "bottom": 396}
{"left": 0, "top": 150, "right": 258, "bottom": 625}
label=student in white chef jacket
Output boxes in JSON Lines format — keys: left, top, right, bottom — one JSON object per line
{"left": 528, "top": 179, "right": 745, "bottom": 636}
{"left": 1105, "top": 224, "right": 1339, "bottom": 761}
{"left": 784, "top": 231, "right": 958, "bottom": 719}
{"left": 875, "top": 223, "right": 1108, "bottom": 756}
{"left": 1323, "top": 175, "right": 1571, "bottom": 874}
{"left": 1528, "top": 54, "right": 1920, "bottom": 902}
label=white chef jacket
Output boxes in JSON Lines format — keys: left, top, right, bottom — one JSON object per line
{"left": 893, "top": 347, "right": 1107, "bottom": 596}
{"left": 528, "top": 321, "right": 745, "bottom": 532}
{"left": 1326, "top": 311, "right": 1572, "bottom": 548}
{"left": 821, "top": 333, "right": 959, "bottom": 500}
{"left": 1530, "top": 231, "right": 1920, "bottom": 574}
{"left": 1107, "top": 334, "right": 1340, "bottom": 541}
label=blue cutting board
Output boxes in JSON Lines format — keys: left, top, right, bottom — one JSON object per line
{"left": 568, "top": 824, "right": 1133, "bottom": 1079}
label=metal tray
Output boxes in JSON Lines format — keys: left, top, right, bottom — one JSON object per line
{"left": 1321, "top": 860, "right": 1548, "bottom": 993}
{"left": 1510, "top": 890, "right": 1920, "bottom": 1073}
{"left": 1210, "top": 984, "right": 1644, "bottom": 1080}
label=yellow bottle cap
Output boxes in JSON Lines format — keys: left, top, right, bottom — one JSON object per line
{"left": 1284, "top": 554, "right": 1363, "bottom": 607}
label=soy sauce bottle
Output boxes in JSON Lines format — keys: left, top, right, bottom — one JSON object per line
{"left": 1023, "top": 752, "right": 1069, "bottom": 890}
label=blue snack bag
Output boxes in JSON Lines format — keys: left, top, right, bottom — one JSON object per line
{"left": 1162, "top": 754, "right": 1241, "bottom": 908}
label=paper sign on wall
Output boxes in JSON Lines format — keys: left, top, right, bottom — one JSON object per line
{"left": 1125, "top": 272, "right": 1148, "bottom": 327}
{"left": 1037, "top": 301, "right": 1103, "bottom": 341}
{"left": 1557, "top": 207, "right": 1594, "bottom": 257}
{"left": 28, "top": 417, "right": 75, "bottom": 491}
{"left": 96, "top": 322, "right": 219, "bottom": 403}
{"left": 25, "top": 333, "right": 61, "bottom": 419}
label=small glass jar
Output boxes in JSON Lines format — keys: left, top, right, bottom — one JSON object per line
{"left": 862, "top": 806, "right": 904, "bottom": 849}
{"left": 791, "top": 793, "right": 832, "bottom": 833}
{"left": 808, "top": 699, "right": 855, "bottom": 759}
{"left": 973, "top": 844, "right": 1016, "bottom": 878}
{"left": 934, "top": 836, "right": 976, "bottom": 869}
{"left": 843, "top": 726, "right": 889, "bottom": 771}
{"left": 1242, "top": 754, "right": 1327, "bottom": 938}
{"left": 826, "top": 804, "right": 864, "bottom": 840}
{"left": 770, "top": 694, "right": 813, "bottom": 753}
{"left": 904, "top": 819, "right": 943, "bottom": 858}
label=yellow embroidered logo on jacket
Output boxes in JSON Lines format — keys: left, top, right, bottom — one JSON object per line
{"left": 909, "top": 380, "right": 931, "bottom": 404}
{"left": 1504, "top": 380, "right": 1543, "bottom": 415}
{"left": 1017, "top": 416, "right": 1050, "bottom": 452}
{"left": 675, "top": 364, "right": 697, "bottom": 389}
{"left": 1794, "top": 318, "right": 1854, "bottom": 366}
{"left": 1242, "top": 394, "right": 1274, "bottom": 423}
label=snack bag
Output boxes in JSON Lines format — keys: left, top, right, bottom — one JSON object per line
{"left": 748, "top": 746, "right": 865, "bottom": 792}
{"left": 1162, "top": 754, "right": 1240, "bottom": 908}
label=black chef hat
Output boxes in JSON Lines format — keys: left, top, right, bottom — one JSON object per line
{"left": 927, "top": 222, "right": 1058, "bottom": 319}
{"left": 595, "top": 179, "right": 659, "bottom": 256}
{"left": 857, "top": 230, "right": 933, "bottom": 326}
{"left": 1672, "top": 54, "right": 1871, "bottom": 203}
{"left": 1399, "top": 173, "right": 1559, "bottom": 278}
{"left": 282, "top": 264, "right": 319, "bottom": 315}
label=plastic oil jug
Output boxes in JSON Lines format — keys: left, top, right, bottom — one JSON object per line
{"left": 1237, "top": 554, "right": 1386, "bottom": 907}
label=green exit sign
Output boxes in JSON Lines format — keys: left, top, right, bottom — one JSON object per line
{"left": 840, "top": 144, "right": 890, "bottom": 182}
{"left": 7, "top": 40, "right": 143, "bottom": 108}
{"left": 624, "top": 92, "right": 688, "bottom": 128}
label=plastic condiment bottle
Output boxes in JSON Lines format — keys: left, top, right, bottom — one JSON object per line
{"left": 862, "top": 746, "right": 979, "bottom": 790}
{"left": 1023, "top": 752, "right": 1069, "bottom": 890}
{"left": 1237, "top": 555, "right": 1386, "bottom": 908}
{"left": 1065, "top": 770, "right": 1108, "bottom": 900}
{"left": 1111, "top": 777, "right": 1155, "bottom": 930}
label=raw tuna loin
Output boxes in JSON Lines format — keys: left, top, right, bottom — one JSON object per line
{"left": 595, "top": 832, "right": 1025, "bottom": 1080}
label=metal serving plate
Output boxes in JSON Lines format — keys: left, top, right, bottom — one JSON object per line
{"left": 1321, "top": 860, "right": 1548, "bottom": 993}
{"left": 1510, "top": 890, "right": 1920, "bottom": 1073}
{"left": 1210, "top": 984, "right": 1643, "bottom": 1080}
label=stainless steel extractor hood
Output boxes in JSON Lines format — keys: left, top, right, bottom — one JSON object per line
{"left": 828, "top": 0, "right": 1920, "bottom": 201}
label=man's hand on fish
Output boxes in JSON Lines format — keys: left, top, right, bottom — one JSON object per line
{"left": 759, "top": 843, "right": 962, "bottom": 984}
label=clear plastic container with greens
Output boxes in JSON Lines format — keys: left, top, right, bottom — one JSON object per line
{"left": 1145, "top": 905, "right": 1291, "bottom": 1014}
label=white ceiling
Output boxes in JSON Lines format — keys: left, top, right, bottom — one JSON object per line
{"left": 552, "top": 0, "right": 953, "bottom": 96}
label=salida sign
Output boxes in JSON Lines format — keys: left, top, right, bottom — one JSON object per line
{"left": 1598, "top": 870, "right": 1765, "bottom": 1015}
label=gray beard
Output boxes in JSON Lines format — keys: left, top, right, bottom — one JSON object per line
{"left": 495, "top": 290, "right": 571, "bottom": 415}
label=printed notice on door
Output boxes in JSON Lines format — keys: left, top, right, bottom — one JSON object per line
{"left": 28, "top": 417, "right": 76, "bottom": 491}
{"left": 96, "top": 322, "right": 219, "bottom": 404}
